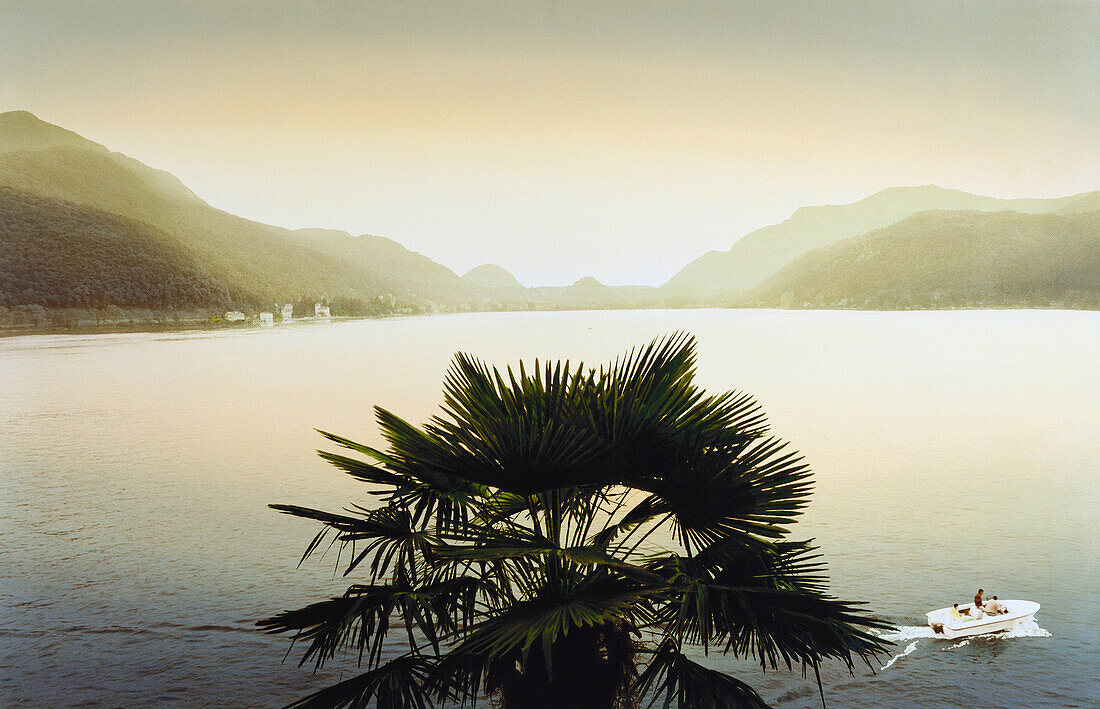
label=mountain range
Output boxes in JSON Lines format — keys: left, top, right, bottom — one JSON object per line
{"left": 461, "top": 264, "right": 525, "bottom": 290}
{"left": 1, "top": 110, "right": 1097, "bottom": 328}
{"left": 0, "top": 110, "right": 478, "bottom": 314}
{"left": 745, "top": 209, "right": 1099, "bottom": 309}
{"left": 661, "top": 185, "right": 1099, "bottom": 300}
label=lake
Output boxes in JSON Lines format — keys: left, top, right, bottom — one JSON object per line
{"left": 1, "top": 309, "right": 1097, "bottom": 708}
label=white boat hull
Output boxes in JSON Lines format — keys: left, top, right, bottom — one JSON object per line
{"left": 926, "top": 600, "right": 1040, "bottom": 639}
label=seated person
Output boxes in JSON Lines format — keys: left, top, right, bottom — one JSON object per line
{"left": 984, "top": 596, "right": 1008, "bottom": 614}
{"left": 969, "top": 589, "right": 985, "bottom": 618}
{"left": 952, "top": 603, "right": 979, "bottom": 621}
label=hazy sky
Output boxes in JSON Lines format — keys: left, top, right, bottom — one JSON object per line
{"left": 2, "top": 1, "right": 1097, "bottom": 285}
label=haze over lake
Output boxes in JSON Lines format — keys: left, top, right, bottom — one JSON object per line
{"left": 3, "top": 2, "right": 1098, "bottom": 706}
{"left": 2, "top": 309, "right": 1096, "bottom": 708}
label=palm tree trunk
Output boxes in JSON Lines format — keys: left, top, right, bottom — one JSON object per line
{"left": 489, "top": 624, "right": 637, "bottom": 709}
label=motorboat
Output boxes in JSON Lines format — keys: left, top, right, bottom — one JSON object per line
{"left": 926, "top": 600, "right": 1040, "bottom": 639}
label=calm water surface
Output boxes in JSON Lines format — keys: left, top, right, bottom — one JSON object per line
{"left": 1, "top": 310, "right": 1097, "bottom": 708}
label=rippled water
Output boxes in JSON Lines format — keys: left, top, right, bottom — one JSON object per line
{"left": 1, "top": 310, "right": 1097, "bottom": 708}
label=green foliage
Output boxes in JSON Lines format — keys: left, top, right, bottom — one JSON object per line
{"left": 461, "top": 264, "right": 525, "bottom": 289}
{"left": 747, "top": 210, "right": 1100, "bottom": 310}
{"left": 0, "top": 121, "right": 468, "bottom": 312}
{"left": 290, "top": 230, "right": 481, "bottom": 309}
{"left": 662, "top": 185, "right": 1100, "bottom": 300}
{"left": 0, "top": 113, "right": 674, "bottom": 316}
{"left": 2, "top": 113, "right": 1096, "bottom": 315}
{"left": 0, "top": 187, "right": 227, "bottom": 308}
{"left": 262, "top": 334, "right": 890, "bottom": 709}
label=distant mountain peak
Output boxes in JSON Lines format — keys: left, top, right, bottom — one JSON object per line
{"left": 461, "top": 264, "right": 524, "bottom": 289}
{"left": 872, "top": 184, "right": 946, "bottom": 195}
{"left": 859, "top": 184, "right": 962, "bottom": 203}
{"left": 788, "top": 185, "right": 956, "bottom": 217}
{"left": 747, "top": 209, "right": 1100, "bottom": 309}
{"left": 0, "top": 110, "right": 39, "bottom": 122}
{"left": 662, "top": 185, "right": 1096, "bottom": 298}
{"left": 572, "top": 276, "right": 605, "bottom": 288}
{"left": 293, "top": 227, "right": 353, "bottom": 240}
{"left": 294, "top": 228, "right": 414, "bottom": 252}
{"left": 0, "top": 110, "right": 107, "bottom": 154}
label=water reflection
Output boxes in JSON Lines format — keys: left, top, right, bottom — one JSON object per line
{"left": 1, "top": 309, "right": 1096, "bottom": 707}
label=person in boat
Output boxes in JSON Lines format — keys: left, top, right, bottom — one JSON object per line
{"left": 957, "top": 589, "right": 985, "bottom": 618}
{"left": 971, "top": 588, "right": 986, "bottom": 617}
{"left": 953, "top": 602, "right": 978, "bottom": 620}
{"left": 985, "top": 596, "right": 1008, "bottom": 614}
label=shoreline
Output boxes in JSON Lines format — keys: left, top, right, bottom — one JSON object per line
{"left": 0, "top": 315, "right": 377, "bottom": 339}
{"left": 2, "top": 304, "right": 1096, "bottom": 340}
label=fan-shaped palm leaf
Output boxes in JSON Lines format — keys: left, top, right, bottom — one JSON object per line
{"left": 263, "top": 334, "right": 891, "bottom": 709}
{"left": 637, "top": 640, "right": 773, "bottom": 709}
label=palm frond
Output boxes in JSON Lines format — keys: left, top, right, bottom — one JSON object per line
{"left": 269, "top": 503, "right": 434, "bottom": 579}
{"left": 648, "top": 542, "right": 891, "bottom": 669}
{"left": 267, "top": 334, "right": 891, "bottom": 709}
{"left": 452, "top": 578, "right": 653, "bottom": 662}
{"left": 259, "top": 577, "right": 486, "bottom": 670}
{"left": 432, "top": 540, "right": 669, "bottom": 586}
{"left": 258, "top": 591, "right": 394, "bottom": 670}
{"left": 590, "top": 493, "right": 669, "bottom": 550}
{"left": 637, "top": 641, "right": 774, "bottom": 709}
{"left": 284, "top": 655, "right": 438, "bottom": 709}
{"left": 637, "top": 435, "right": 815, "bottom": 549}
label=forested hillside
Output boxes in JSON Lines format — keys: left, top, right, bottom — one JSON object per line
{"left": 746, "top": 210, "right": 1100, "bottom": 309}
{"left": 290, "top": 229, "right": 478, "bottom": 306}
{"left": 0, "top": 112, "right": 674, "bottom": 319}
{"left": 662, "top": 185, "right": 1100, "bottom": 300}
{"left": 461, "top": 264, "right": 525, "bottom": 289}
{"left": 0, "top": 146, "right": 395, "bottom": 307}
{"left": 0, "top": 187, "right": 226, "bottom": 308}
{"left": 0, "top": 111, "right": 471, "bottom": 311}
{"left": 2, "top": 110, "right": 1096, "bottom": 328}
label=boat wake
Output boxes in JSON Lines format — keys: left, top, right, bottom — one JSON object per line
{"left": 875, "top": 626, "right": 937, "bottom": 642}
{"left": 998, "top": 618, "right": 1051, "bottom": 638}
{"left": 875, "top": 617, "right": 1051, "bottom": 644}
{"left": 881, "top": 641, "right": 918, "bottom": 669}
{"left": 872, "top": 618, "right": 1051, "bottom": 668}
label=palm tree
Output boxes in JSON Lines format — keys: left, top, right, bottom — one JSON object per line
{"left": 261, "top": 334, "right": 890, "bottom": 709}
